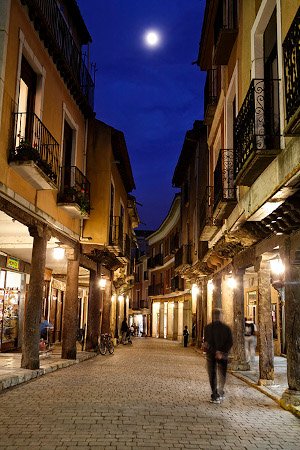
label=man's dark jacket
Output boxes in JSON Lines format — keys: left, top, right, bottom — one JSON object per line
{"left": 204, "top": 320, "right": 233, "bottom": 358}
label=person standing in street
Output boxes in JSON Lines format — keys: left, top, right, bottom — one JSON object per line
{"left": 244, "top": 317, "right": 257, "bottom": 364}
{"left": 203, "top": 308, "right": 233, "bottom": 404}
{"left": 183, "top": 325, "right": 189, "bottom": 347}
{"left": 121, "top": 319, "right": 129, "bottom": 344}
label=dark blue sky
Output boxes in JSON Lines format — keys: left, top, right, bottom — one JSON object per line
{"left": 77, "top": 0, "right": 205, "bottom": 230}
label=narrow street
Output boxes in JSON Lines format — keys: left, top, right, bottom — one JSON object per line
{"left": 0, "top": 339, "right": 299, "bottom": 449}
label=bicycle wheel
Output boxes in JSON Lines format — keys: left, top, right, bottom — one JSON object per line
{"left": 107, "top": 342, "right": 114, "bottom": 354}
{"left": 99, "top": 341, "right": 107, "bottom": 355}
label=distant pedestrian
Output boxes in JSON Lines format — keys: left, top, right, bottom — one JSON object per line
{"left": 39, "top": 316, "right": 53, "bottom": 341}
{"left": 244, "top": 318, "right": 257, "bottom": 363}
{"left": 121, "top": 319, "right": 129, "bottom": 344}
{"left": 183, "top": 325, "right": 189, "bottom": 347}
{"left": 203, "top": 308, "right": 233, "bottom": 404}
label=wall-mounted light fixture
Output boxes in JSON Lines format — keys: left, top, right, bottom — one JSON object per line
{"left": 207, "top": 280, "right": 214, "bottom": 292}
{"left": 53, "top": 246, "right": 65, "bottom": 260}
{"left": 227, "top": 276, "right": 237, "bottom": 289}
{"left": 99, "top": 277, "right": 107, "bottom": 290}
{"left": 270, "top": 258, "right": 285, "bottom": 275}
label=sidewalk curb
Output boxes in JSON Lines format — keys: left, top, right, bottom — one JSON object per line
{"left": 230, "top": 370, "right": 300, "bottom": 419}
{"left": 0, "top": 351, "right": 97, "bottom": 392}
{"left": 194, "top": 348, "right": 300, "bottom": 419}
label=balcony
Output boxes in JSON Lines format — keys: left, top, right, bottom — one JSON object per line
{"left": 213, "top": 0, "right": 238, "bottom": 65}
{"left": 213, "top": 149, "right": 237, "bottom": 222}
{"left": 199, "top": 187, "right": 218, "bottom": 241}
{"left": 124, "top": 234, "right": 131, "bottom": 260}
{"left": 283, "top": 8, "right": 300, "bottom": 135}
{"left": 204, "top": 69, "right": 220, "bottom": 125}
{"left": 139, "top": 299, "right": 149, "bottom": 309}
{"left": 57, "top": 166, "right": 90, "bottom": 218}
{"left": 170, "top": 233, "right": 180, "bottom": 254}
{"left": 147, "top": 254, "right": 163, "bottom": 269}
{"left": 171, "top": 276, "right": 184, "bottom": 292}
{"left": 174, "top": 244, "right": 192, "bottom": 269}
{"left": 234, "top": 79, "right": 281, "bottom": 186}
{"left": 154, "top": 253, "right": 164, "bottom": 267}
{"left": 21, "top": 0, "right": 94, "bottom": 117}
{"left": 108, "top": 216, "right": 124, "bottom": 254}
{"left": 9, "top": 112, "right": 59, "bottom": 190}
{"left": 148, "top": 283, "right": 163, "bottom": 296}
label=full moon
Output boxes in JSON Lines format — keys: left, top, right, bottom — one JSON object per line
{"left": 144, "top": 30, "right": 160, "bottom": 47}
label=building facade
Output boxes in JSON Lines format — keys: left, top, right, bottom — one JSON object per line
{"left": 195, "top": 0, "right": 300, "bottom": 404}
{"left": 146, "top": 195, "right": 191, "bottom": 343}
{"left": 0, "top": 0, "right": 138, "bottom": 368}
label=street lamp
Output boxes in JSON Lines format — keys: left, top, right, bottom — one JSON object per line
{"left": 99, "top": 277, "right": 107, "bottom": 290}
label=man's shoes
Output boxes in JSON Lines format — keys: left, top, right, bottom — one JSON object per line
{"left": 209, "top": 398, "right": 221, "bottom": 404}
{"left": 219, "top": 395, "right": 225, "bottom": 401}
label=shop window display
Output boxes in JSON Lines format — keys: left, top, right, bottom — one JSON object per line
{"left": 0, "top": 270, "right": 22, "bottom": 351}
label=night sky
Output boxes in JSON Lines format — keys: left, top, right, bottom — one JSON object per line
{"left": 77, "top": 0, "right": 205, "bottom": 230}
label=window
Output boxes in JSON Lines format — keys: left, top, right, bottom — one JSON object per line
{"left": 16, "top": 56, "right": 37, "bottom": 145}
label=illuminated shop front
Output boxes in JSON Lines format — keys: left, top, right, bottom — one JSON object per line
{"left": 0, "top": 256, "right": 27, "bottom": 352}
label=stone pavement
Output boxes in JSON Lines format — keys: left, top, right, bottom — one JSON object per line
{"left": 0, "top": 338, "right": 299, "bottom": 449}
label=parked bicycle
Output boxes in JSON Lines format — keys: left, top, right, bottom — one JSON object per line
{"left": 97, "top": 333, "right": 114, "bottom": 355}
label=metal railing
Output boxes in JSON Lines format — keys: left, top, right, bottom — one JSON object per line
{"left": 148, "top": 283, "right": 163, "bottom": 296}
{"left": 199, "top": 186, "right": 214, "bottom": 233}
{"left": 204, "top": 68, "right": 220, "bottom": 114}
{"left": 283, "top": 7, "right": 300, "bottom": 128}
{"left": 213, "top": 149, "right": 236, "bottom": 210}
{"left": 58, "top": 166, "right": 90, "bottom": 214}
{"left": 174, "top": 244, "right": 192, "bottom": 268}
{"left": 109, "top": 216, "right": 124, "bottom": 249}
{"left": 234, "top": 79, "right": 281, "bottom": 179}
{"left": 124, "top": 234, "right": 131, "bottom": 259}
{"left": 214, "top": 0, "right": 238, "bottom": 45}
{"left": 21, "top": 0, "right": 94, "bottom": 112}
{"left": 9, "top": 112, "right": 60, "bottom": 185}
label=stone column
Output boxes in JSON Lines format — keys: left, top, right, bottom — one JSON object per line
{"left": 159, "top": 302, "right": 164, "bottom": 338}
{"left": 61, "top": 248, "right": 79, "bottom": 360}
{"left": 21, "top": 225, "right": 50, "bottom": 370}
{"left": 86, "top": 269, "right": 101, "bottom": 350}
{"left": 256, "top": 258, "right": 274, "bottom": 385}
{"left": 142, "top": 314, "right": 147, "bottom": 336}
{"left": 173, "top": 302, "right": 179, "bottom": 340}
{"left": 212, "top": 275, "right": 222, "bottom": 309}
{"left": 281, "top": 235, "right": 300, "bottom": 406}
{"left": 101, "top": 282, "right": 111, "bottom": 335}
{"left": 230, "top": 269, "right": 249, "bottom": 371}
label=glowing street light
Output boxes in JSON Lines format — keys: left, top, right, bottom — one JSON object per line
{"left": 270, "top": 258, "right": 285, "bottom": 275}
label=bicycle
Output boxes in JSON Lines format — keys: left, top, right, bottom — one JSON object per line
{"left": 97, "top": 333, "right": 114, "bottom": 355}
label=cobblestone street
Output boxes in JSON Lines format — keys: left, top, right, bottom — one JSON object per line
{"left": 0, "top": 339, "right": 299, "bottom": 449}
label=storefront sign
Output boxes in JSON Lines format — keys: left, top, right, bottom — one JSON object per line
{"left": 6, "top": 256, "right": 20, "bottom": 271}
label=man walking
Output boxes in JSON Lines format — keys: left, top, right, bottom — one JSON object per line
{"left": 203, "top": 308, "right": 233, "bottom": 404}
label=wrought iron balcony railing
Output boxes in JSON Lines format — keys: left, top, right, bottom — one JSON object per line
{"left": 171, "top": 275, "right": 184, "bottom": 292}
{"left": 9, "top": 112, "right": 60, "bottom": 187}
{"left": 148, "top": 283, "right": 163, "bottom": 296}
{"left": 234, "top": 79, "right": 281, "bottom": 186}
{"left": 124, "top": 234, "right": 131, "bottom": 260}
{"left": 139, "top": 299, "right": 149, "bottom": 309}
{"left": 213, "top": 149, "right": 236, "bottom": 215}
{"left": 154, "top": 253, "right": 164, "bottom": 267}
{"left": 21, "top": 0, "right": 94, "bottom": 116}
{"left": 283, "top": 7, "right": 300, "bottom": 135}
{"left": 213, "top": 0, "right": 238, "bottom": 65}
{"left": 108, "top": 216, "right": 124, "bottom": 249}
{"left": 57, "top": 166, "right": 90, "bottom": 216}
{"left": 204, "top": 68, "right": 220, "bottom": 124}
{"left": 147, "top": 256, "right": 155, "bottom": 269}
{"left": 174, "top": 244, "right": 192, "bottom": 269}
